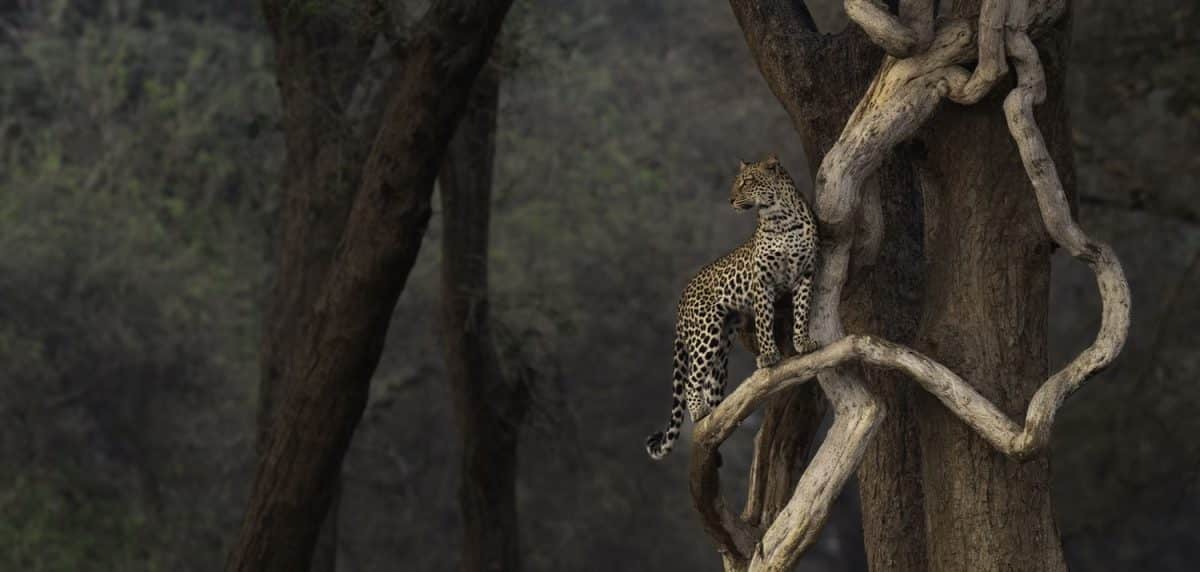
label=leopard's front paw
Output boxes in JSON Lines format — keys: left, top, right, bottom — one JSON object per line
{"left": 756, "top": 350, "right": 782, "bottom": 369}
{"left": 794, "top": 337, "right": 820, "bottom": 355}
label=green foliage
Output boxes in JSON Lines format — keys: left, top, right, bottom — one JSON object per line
{"left": 0, "top": 1, "right": 279, "bottom": 568}
{"left": 0, "top": 474, "right": 158, "bottom": 572}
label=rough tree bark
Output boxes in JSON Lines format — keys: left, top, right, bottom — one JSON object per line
{"left": 438, "top": 62, "right": 529, "bottom": 572}
{"left": 257, "top": 0, "right": 372, "bottom": 469}
{"left": 913, "top": 5, "right": 1076, "bottom": 569}
{"left": 726, "top": 3, "right": 929, "bottom": 569}
{"left": 227, "top": 1, "right": 515, "bottom": 570}
{"left": 256, "top": 3, "right": 380, "bottom": 568}
{"left": 691, "top": 1, "right": 1130, "bottom": 571}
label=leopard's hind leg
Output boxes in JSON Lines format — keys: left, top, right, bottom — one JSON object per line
{"left": 686, "top": 312, "right": 728, "bottom": 422}
{"left": 702, "top": 319, "right": 734, "bottom": 413}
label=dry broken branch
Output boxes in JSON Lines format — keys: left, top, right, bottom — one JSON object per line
{"left": 694, "top": 2, "right": 1131, "bottom": 570}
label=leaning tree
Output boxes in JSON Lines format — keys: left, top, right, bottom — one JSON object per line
{"left": 227, "top": 1, "right": 515, "bottom": 570}
{"left": 688, "top": 2, "right": 1130, "bottom": 571}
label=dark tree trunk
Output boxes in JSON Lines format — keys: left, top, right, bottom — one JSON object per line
{"left": 256, "top": 0, "right": 373, "bottom": 461}
{"left": 438, "top": 62, "right": 528, "bottom": 572}
{"left": 730, "top": 1, "right": 1076, "bottom": 568}
{"left": 255, "top": 4, "right": 379, "bottom": 569}
{"left": 912, "top": 5, "right": 1074, "bottom": 569}
{"left": 227, "top": 2, "right": 515, "bottom": 570}
{"left": 258, "top": 3, "right": 379, "bottom": 566}
{"left": 842, "top": 150, "right": 928, "bottom": 572}
{"left": 727, "top": 2, "right": 929, "bottom": 569}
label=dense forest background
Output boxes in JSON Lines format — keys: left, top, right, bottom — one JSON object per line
{"left": 1, "top": 0, "right": 1197, "bottom": 570}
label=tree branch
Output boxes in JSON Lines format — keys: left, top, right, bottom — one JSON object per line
{"left": 845, "top": 0, "right": 921, "bottom": 57}
{"left": 742, "top": 384, "right": 825, "bottom": 527}
{"left": 691, "top": 308, "right": 1127, "bottom": 566}
{"left": 948, "top": 0, "right": 1009, "bottom": 104}
{"left": 1001, "top": 21, "right": 1131, "bottom": 454}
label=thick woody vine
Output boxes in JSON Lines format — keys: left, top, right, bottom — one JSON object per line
{"left": 688, "top": 2, "right": 1131, "bottom": 571}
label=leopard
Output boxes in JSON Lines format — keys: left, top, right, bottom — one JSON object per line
{"left": 645, "top": 154, "right": 820, "bottom": 460}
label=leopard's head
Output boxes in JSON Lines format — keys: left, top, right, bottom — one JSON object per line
{"left": 730, "top": 154, "right": 793, "bottom": 211}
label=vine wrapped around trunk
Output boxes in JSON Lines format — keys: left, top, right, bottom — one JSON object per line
{"left": 689, "top": 2, "right": 1130, "bottom": 570}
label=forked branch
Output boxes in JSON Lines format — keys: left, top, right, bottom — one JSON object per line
{"left": 697, "top": 1, "right": 1131, "bottom": 570}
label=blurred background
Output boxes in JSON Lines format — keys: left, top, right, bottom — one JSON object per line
{"left": 0, "top": 0, "right": 1196, "bottom": 570}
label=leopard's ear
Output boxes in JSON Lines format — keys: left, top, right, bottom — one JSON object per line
{"left": 764, "top": 153, "right": 780, "bottom": 165}
{"left": 738, "top": 159, "right": 749, "bottom": 170}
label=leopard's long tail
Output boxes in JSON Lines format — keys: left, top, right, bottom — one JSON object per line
{"left": 646, "top": 332, "right": 688, "bottom": 460}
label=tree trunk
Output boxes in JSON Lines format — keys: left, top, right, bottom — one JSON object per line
{"left": 913, "top": 6, "right": 1074, "bottom": 570}
{"left": 728, "top": 2, "right": 1080, "bottom": 570}
{"left": 842, "top": 152, "right": 928, "bottom": 572}
{"left": 256, "top": 0, "right": 372, "bottom": 463}
{"left": 728, "top": 3, "right": 929, "bottom": 569}
{"left": 255, "top": 4, "right": 381, "bottom": 569}
{"left": 438, "top": 62, "right": 528, "bottom": 572}
{"left": 227, "top": 2, "right": 514, "bottom": 570}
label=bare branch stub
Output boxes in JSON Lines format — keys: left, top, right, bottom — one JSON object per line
{"left": 692, "top": 1, "right": 1131, "bottom": 570}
